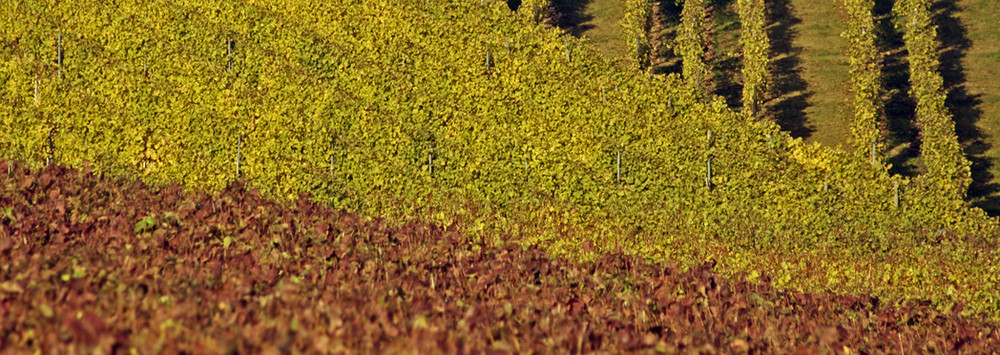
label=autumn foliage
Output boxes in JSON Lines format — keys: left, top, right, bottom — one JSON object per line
{"left": 1, "top": 160, "right": 997, "bottom": 353}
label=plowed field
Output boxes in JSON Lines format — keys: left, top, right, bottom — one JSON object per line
{"left": 0, "top": 160, "right": 997, "bottom": 353}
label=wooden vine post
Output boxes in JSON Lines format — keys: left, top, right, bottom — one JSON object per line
{"left": 57, "top": 33, "right": 64, "bottom": 79}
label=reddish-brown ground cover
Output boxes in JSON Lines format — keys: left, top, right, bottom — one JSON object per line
{"left": 0, "top": 160, "right": 997, "bottom": 354}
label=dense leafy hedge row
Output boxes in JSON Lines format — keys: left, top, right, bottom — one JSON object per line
{"left": 621, "top": 0, "right": 653, "bottom": 69}
{"left": 1, "top": 0, "right": 999, "bottom": 318}
{"left": 894, "top": 0, "right": 971, "bottom": 200}
{"left": 737, "top": 0, "right": 769, "bottom": 117}
{"left": 842, "top": 0, "right": 884, "bottom": 161}
{"left": 675, "top": 0, "right": 709, "bottom": 91}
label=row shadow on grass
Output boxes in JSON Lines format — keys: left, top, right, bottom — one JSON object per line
{"left": 875, "top": 0, "right": 999, "bottom": 214}
{"left": 546, "top": 0, "right": 999, "bottom": 215}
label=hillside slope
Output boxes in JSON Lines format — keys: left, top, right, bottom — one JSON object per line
{"left": 1, "top": 0, "right": 998, "bottom": 318}
{"left": 1, "top": 160, "right": 997, "bottom": 353}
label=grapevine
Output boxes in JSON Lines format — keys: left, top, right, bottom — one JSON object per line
{"left": 737, "top": 0, "right": 769, "bottom": 117}
{"left": 842, "top": 0, "right": 884, "bottom": 163}
{"left": 0, "top": 0, "right": 997, "bottom": 320}
{"left": 895, "top": 0, "right": 971, "bottom": 199}
{"left": 621, "top": 0, "right": 653, "bottom": 69}
{"left": 676, "top": 0, "right": 710, "bottom": 91}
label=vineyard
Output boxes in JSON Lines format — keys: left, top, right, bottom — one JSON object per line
{"left": 551, "top": 0, "right": 1000, "bottom": 306}
{"left": 1, "top": 0, "right": 1000, "bottom": 348}
{"left": 604, "top": 0, "right": 993, "bottom": 173}
{"left": 1, "top": 160, "right": 998, "bottom": 352}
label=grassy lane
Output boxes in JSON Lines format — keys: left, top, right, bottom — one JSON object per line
{"left": 774, "top": 0, "right": 853, "bottom": 148}
{"left": 950, "top": 0, "right": 1000, "bottom": 212}
{"left": 552, "top": 0, "right": 628, "bottom": 61}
